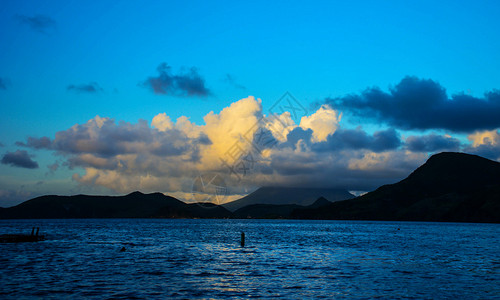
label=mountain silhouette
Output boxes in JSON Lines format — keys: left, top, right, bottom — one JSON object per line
{"left": 233, "top": 197, "right": 334, "bottom": 219}
{"left": 2, "top": 152, "right": 499, "bottom": 222}
{"left": 293, "top": 152, "right": 500, "bottom": 222}
{"left": 0, "top": 191, "right": 232, "bottom": 219}
{"left": 223, "top": 187, "right": 353, "bottom": 212}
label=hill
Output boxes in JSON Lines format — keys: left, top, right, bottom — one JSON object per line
{"left": 293, "top": 152, "right": 500, "bottom": 223}
{"left": 233, "top": 197, "right": 333, "bottom": 219}
{"left": 0, "top": 191, "right": 232, "bottom": 219}
{"left": 223, "top": 187, "right": 354, "bottom": 212}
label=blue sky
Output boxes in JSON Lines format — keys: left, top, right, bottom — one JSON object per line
{"left": 1, "top": 0, "right": 500, "bottom": 206}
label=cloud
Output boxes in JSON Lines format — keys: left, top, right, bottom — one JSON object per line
{"left": 326, "top": 76, "right": 500, "bottom": 132}
{"left": 0, "top": 189, "right": 38, "bottom": 208}
{"left": 309, "top": 128, "right": 401, "bottom": 153}
{"left": 464, "top": 129, "right": 500, "bottom": 161}
{"left": 20, "top": 116, "right": 199, "bottom": 160}
{"left": 467, "top": 129, "right": 500, "bottom": 147}
{"left": 16, "top": 136, "right": 51, "bottom": 149}
{"left": 16, "top": 14, "right": 56, "bottom": 34}
{"left": 22, "top": 96, "right": 490, "bottom": 198}
{"left": 299, "top": 105, "right": 340, "bottom": 142}
{"left": 142, "top": 63, "right": 211, "bottom": 97}
{"left": 67, "top": 82, "right": 104, "bottom": 94}
{"left": 223, "top": 74, "right": 246, "bottom": 90}
{"left": 1, "top": 150, "right": 39, "bottom": 169}
{"left": 405, "top": 133, "right": 461, "bottom": 152}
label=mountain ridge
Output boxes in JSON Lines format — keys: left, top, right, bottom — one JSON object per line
{"left": 223, "top": 187, "right": 354, "bottom": 212}
{"left": 0, "top": 191, "right": 231, "bottom": 219}
{"left": 292, "top": 152, "right": 500, "bottom": 222}
{"left": 2, "top": 152, "right": 499, "bottom": 222}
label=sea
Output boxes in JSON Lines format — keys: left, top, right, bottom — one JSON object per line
{"left": 0, "top": 219, "right": 499, "bottom": 299}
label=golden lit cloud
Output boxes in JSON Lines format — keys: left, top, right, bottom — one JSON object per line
{"left": 299, "top": 105, "right": 341, "bottom": 142}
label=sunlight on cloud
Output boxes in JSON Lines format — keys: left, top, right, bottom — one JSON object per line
{"left": 468, "top": 129, "right": 500, "bottom": 147}
{"left": 151, "top": 113, "right": 174, "bottom": 131}
{"left": 18, "top": 95, "right": 435, "bottom": 199}
{"left": 300, "top": 104, "right": 341, "bottom": 142}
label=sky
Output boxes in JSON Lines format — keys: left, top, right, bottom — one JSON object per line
{"left": 1, "top": 0, "right": 500, "bottom": 207}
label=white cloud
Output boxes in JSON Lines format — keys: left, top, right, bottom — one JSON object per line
{"left": 151, "top": 113, "right": 174, "bottom": 131}
{"left": 299, "top": 105, "right": 341, "bottom": 142}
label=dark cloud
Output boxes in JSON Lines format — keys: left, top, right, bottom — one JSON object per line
{"left": 268, "top": 149, "right": 424, "bottom": 192}
{"left": 0, "top": 189, "right": 39, "bottom": 208}
{"left": 405, "top": 134, "right": 461, "bottom": 152}
{"left": 18, "top": 116, "right": 203, "bottom": 166}
{"left": 310, "top": 128, "right": 401, "bottom": 152}
{"left": 67, "top": 82, "right": 104, "bottom": 94}
{"left": 1, "top": 150, "right": 39, "bottom": 169}
{"left": 326, "top": 76, "right": 500, "bottom": 132}
{"left": 223, "top": 74, "right": 246, "bottom": 90}
{"left": 142, "top": 63, "right": 211, "bottom": 97}
{"left": 16, "top": 14, "right": 56, "bottom": 34}
{"left": 16, "top": 136, "right": 51, "bottom": 149}
{"left": 465, "top": 143, "right": 500, "bottom": 162}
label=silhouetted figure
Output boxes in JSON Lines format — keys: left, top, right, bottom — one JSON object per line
{"left": 241, "top": 232, "right": 245, "bottom": 247}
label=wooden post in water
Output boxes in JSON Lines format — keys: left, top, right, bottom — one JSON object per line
{"left": 31, "top": 227, "right": 35, "bottom": 236}
{"left": 240, "top": 232, "right": 245, "bottom": 247}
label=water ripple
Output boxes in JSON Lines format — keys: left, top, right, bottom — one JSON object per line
{"left": 0, "top": 219, "right": 499, "bottom": 299}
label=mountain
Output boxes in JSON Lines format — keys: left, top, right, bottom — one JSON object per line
{"left": 233, "top": 197, "right": 333, "bottom": 219}
{"left": 0, "top": 191, "right": 232, "bottom": 219}
{"left": 293, "top": 152, "right": 500, "bottom": 223}
{"left": 223, "top": 187, "right": 354, "bottom": 212}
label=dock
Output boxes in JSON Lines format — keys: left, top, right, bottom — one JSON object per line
{"left": 0, "top": 227, "right": 45, "bottom": 243}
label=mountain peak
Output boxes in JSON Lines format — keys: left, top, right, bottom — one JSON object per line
{"left": 223, "top": 186, "right": 353, "bottom": 211}
{"left": 127, "top": 191, "right": 144, "bottom": 196}
{"left": 403, "top": 152, "right": 500, "bottom": 193}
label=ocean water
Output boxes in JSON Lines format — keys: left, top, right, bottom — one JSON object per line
{"left": 0, "top": 219, "right": 499, "bottom": 299}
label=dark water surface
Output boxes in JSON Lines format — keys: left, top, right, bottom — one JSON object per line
{"left": 1, "top": 219, "right": 499, "bottom": 299}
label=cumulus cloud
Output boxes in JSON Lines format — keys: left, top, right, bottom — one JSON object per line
{"left": 299, "top": 105, "right": 340, "bottom": 142}
{"left": 1, "top": 150, "right": 39, "bottom": 169}
{"left": 20, "top": 95, "right": 475, "bottom": 199}
{"left": 464, "top": 129, "right": 500, "bottom": 161}
{"left": 467, "top": 129, "right": 500, "bottom": 147}
{"left": 17, "top": 97, "right": 264, "bottom": 196}
{"left": 16, "top": 14, "right": 56, "bottom": 34}
{"left": 310, "top": 128, "right": 401, "bottom": 153}
{"left": 405, "top": 133, "right": 461, "bottom": 152}
{"left": 67, "top": 82, "right": 104, "bottom": 94}
{"left": 326, "top": 76, "right": 500, "bottom": 132}
{"left": 20, "top": 116, "right": 200, "bottom": 160}
{"left": 142, "top": 63, "right": 211, "bottom": 97}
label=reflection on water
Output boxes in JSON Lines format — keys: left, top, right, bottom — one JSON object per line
{"left": 1, "top": 219, "right": 499, "bottom": 299}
